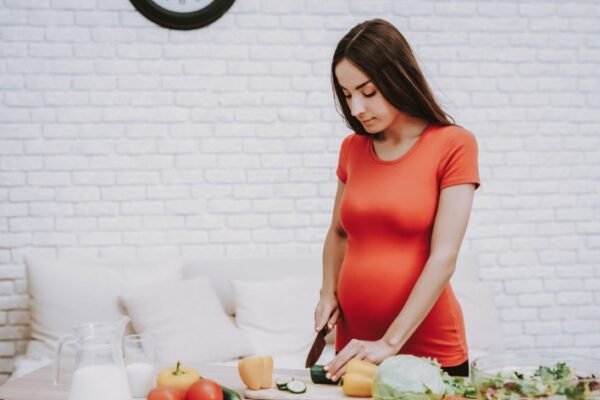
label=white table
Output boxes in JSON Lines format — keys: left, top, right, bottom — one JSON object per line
{"left": 0, "top": 362, "right": 254, "bottom": 400}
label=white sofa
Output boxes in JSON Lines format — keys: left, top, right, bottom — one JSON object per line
{"left": 12, "top": 252, "right": 504, "bottom": 380}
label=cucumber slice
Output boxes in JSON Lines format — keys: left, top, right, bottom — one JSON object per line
{"left": 286, "top": 380, "right": 307, "bottom": 394}
{"left": 275, "top": 376, "right": 295, "bottom": 390}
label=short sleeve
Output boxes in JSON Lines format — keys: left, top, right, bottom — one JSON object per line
{"left": 438, "top": 128, "right": 480, "bottom": 190}
{"left": 336, "top": 134, "right": 354, "bottom": 183}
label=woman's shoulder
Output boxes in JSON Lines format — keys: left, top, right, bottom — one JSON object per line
{"left": 339, "top": 132, "right": 367, "bottom": 150}
{"left": 432, "top": 124, "right": 477, "bottom": 144}
{"left": 342, "top": 132, "right": 368, "bottom": 142}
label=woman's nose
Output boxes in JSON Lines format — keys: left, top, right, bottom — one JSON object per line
{"left": 350, "top": 97, "right": 365, "bottom": 117}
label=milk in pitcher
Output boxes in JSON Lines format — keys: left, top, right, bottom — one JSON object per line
{"left": 68, "top": 364, "right": 131, "bottom": 400}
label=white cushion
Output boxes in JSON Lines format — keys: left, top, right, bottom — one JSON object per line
{"left": 25, "top": 256, "right": 183, "bottom": 358}
{"left": 452, "top": 281, "right": 505, "bottom": 353}
{"left": 120, "top": 277, "right": 252, "bottom": 364}
{"left": 233, "top": 275, "right": 321, "bottom": 360}
{"left": 183, "top": 255, "right": 322, "bottom": 316}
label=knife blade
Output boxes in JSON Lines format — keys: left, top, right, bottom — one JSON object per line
{"left": 305, "top": 326, "right": 330, "bottom": 368}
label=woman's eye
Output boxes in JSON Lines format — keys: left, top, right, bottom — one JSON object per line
{"left": 342, "top": 91, "right": 374, "bottom": 99}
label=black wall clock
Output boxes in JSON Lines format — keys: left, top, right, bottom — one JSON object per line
{"left": 130, "top": 0, "right": 235, "bottom": 30}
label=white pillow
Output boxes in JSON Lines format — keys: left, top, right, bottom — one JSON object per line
{"left": 233, "top": 275, "right": 321, "bottom": 357}
{"left": 25, "top": 256, "right": 183, "bottom": 357}
{"left": 120, "top": 277, "right": 252, "bottom": 364}
{"left": 452, "top": 281, "right": 505, "bottom": 354}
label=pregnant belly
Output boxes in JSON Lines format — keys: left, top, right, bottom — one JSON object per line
{"left": 337, "top": 247, "right": 428, "bottom": 335}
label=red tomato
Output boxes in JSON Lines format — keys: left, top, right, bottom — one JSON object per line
{"left": 185, "top": 379, "right": 223, "bottom": 400}
{"left": 147, "top": 387, "right": 185, "bottom": 400}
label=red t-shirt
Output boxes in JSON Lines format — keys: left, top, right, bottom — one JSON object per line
{"left": 335, "top": 124, "right": 480, "bottom": 367}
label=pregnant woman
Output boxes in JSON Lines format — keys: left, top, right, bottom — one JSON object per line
{"left": 314, "top": 19, "right": 481, "bottom": 379}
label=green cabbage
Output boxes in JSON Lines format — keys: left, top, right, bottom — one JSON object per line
{"left": 372, "top": 355, "right": 447, "bottom": 400}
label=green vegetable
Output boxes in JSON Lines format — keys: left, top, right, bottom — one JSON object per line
{"left": 474, "top": 362, "right": 599, "bottom": 400}
{"left": 286, "top": 380, "right": 307, "bottom": 394}
{"left": 442, "top": 374, "right": 477, "bottom": 398}
{"left": 221, "top": 384, "right": 242, "bottom": 400}
{"left": 372, "top": 355, "right": 447, "bottom": 400}
{"left": 309, "top": 365, "right": 337, "bottom": 385}
{"left": 275, "top": 376, "right": 295, "bottom": 390}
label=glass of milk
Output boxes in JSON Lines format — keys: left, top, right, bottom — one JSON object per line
{"left": 124, "top": 334, "right": 155, "bottom": 399}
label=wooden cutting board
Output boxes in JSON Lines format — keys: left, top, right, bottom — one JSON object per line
{"left": 244, "top": 374, "right": 372, "bottom": 400}
{"left": 245, "top": 384, "right": 346, "bottom": 400}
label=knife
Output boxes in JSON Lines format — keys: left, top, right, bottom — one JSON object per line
{"left": 305, "top": 325, "right": 330, "bottom": 368}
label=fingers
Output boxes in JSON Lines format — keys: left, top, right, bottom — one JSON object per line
{"left": 315, "top": 302, "right": 338, "bottom": 332}
{"left": 325, "top": 340, "right": 360, "bottom": 382}
{"left": 314, "top": 305, "right": 329, "bottom": 331}
{"left": 314, "top": 305, "right": 327, "bottom": 331}
{"left": 326, "top": 308, "right": 339, "bottom": 330}
{"left": 327, "top": 363, "right": 348, "bottom": 382}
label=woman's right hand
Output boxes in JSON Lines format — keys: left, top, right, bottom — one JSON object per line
{"left": 314, "top": 292, "right": 340, "bottom": 332}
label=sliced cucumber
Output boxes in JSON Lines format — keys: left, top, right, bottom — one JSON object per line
{"left": 275, "top": 375, "right": 295, "bottom": 390}
{"left": 286, "top": 380, "right": 307, "bottom": 394}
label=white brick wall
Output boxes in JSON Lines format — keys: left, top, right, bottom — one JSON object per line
{"left": 1, "top": 0, "right": 599, "bottom": 381}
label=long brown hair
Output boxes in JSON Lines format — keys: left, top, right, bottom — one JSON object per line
{"left": 331, "top": 19, "right": 453, "bottom": 135}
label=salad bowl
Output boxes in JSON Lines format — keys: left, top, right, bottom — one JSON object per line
{"left": 471, "top": 351, "right": 600, "bottom": 400}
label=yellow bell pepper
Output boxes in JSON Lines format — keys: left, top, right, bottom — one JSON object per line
{"left": 238, "top": 355, "right": 273, "bottom": 390}
{"left": 342, "top": 359, "right": 378, "bottom": 397}
{"left": 157, "top": 361, "right": 201, "bottom": 391}
{"left": 346, "top": 358, "right": 378, "bottom": 378}
{"left": 343, "top": 372, "right": 373, "bottom": 397}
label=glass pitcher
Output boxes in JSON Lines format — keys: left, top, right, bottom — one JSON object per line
{"left": 54, "top": 316, "right": 131, "bottom": 400}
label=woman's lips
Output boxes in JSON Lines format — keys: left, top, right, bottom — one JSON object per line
{"left": 361, "top": 118, "right": 375, "bottom": 124}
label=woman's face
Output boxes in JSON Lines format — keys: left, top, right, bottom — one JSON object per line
{"left": 335, "top": 58, "right": 400, "bottom": 134}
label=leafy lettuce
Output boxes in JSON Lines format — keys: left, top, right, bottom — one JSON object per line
{"left": 372, "top": 355, "right": 447, "bottom": 400}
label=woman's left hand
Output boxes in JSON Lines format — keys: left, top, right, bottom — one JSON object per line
{"left": 324, "top": 338, "right": 399, "bottom": 382}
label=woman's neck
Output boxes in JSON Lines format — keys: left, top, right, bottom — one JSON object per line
{"left": 379, "top": 114, "right": 429, "bottom": 143}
